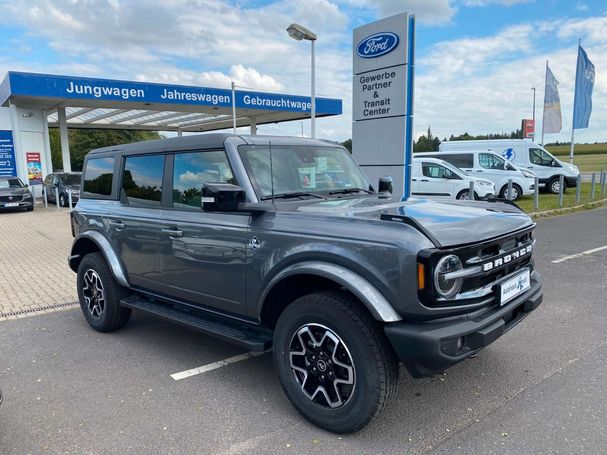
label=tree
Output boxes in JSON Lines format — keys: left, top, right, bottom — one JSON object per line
{"left": 413, "top": 126, "right": 441, "bottom": 153}
{"left": 341, "top": 139, "right": 352, "bottom": 153}
{"left": 49, "top": 129, "right": 163, "bottom": 171}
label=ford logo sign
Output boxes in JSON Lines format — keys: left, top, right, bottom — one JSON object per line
{"left": 356, "top": 32, "right": 399, "bottom": 58}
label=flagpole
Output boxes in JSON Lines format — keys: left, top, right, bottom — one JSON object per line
{"left": 541, "top": 60, "right": 548, "bottom": 146}
{"left": 569, "top": 40, "right": 581, "bottom": 164}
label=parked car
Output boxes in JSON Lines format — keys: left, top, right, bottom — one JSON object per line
{"left": 415, "top": 150, "right": 535, "bottom": 200}
{"left": 439, "top": 139, "right": 578, "bottom": 194}
{"left": 0, "top": 176, "right": 34, "bottom": 211}
{"left": 43, "top": 172, "right": 81, "bottom": 206}
{"left": 411, "top": 157, "right": 496, "bottom": 200}
{"left": 69, "top": 134, "right": 542, "bottom": 433}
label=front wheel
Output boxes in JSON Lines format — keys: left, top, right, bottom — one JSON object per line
{"left": 77, "top": 252, "right": 131, "bottom": 332}
{"left": 456, "top": 189, "right": 477, "bottom": 200}
{"left": 273, "top": 291, "right": 399, "bottom": 433}
{"left": 548, "top": 177, "right": 566, "bottom": 194}
{"left": 499, "top": 183, "right": 523, "bottom": 200}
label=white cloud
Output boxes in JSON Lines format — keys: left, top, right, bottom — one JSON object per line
{"left": 460, "top": 0, "right": 531, "bottom": 6}
{"left": 348, "top": 0, "right": 457, "bottom": 25}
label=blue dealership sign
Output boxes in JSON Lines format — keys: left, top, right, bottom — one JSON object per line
{"left": 356, "top": 32, "right": 399, "bottom": 58}
{"left": 1, "top": 72, "right": 342, "bottom": 115}
{"left": 0, "top": 130, "right": 16, "bottom": 177}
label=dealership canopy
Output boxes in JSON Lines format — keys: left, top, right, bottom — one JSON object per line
{"left": 0, "top": 72, "right": 341, "bottom": 132}
{"left": 0, "top": 71, "right": 342, "bottom": 181}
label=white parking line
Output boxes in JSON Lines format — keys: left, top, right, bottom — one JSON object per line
{"left": 551, "top": 245, "right": 607, "bottom": 264}
{"left": 171, "top": 352, "right": 265, "bottom": 381}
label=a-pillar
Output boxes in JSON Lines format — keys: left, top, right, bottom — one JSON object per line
{"left": 57, "top": 107, "right": 71, "bottom": 172}
{"left": 249, "top": 117, "right": 257, "bottom": 135}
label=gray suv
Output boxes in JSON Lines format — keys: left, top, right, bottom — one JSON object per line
{"left": 68, "top": 134, "right": 543, "bottom": 433}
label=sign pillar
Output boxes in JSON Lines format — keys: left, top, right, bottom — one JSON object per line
{"left": 57, "top": 107, "right": 72, "bottom": 173}
{"left": 352, "top": 13, "right": 414, "bottom": 200}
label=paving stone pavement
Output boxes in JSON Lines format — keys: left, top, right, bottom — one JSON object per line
{"left": 0, "top": 204, "right": 78, "bottom": 320}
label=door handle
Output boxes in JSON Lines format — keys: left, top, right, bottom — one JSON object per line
{"left": 412, "top": 178, "right": 417, "bottom": 181}
{"left": 161, "top": 227, "right": 183, "bottom": 237}
{"left": 109, "top": 220, "right": 126, "bottom": 229}
{"left": 476, "top": 170, "right": 483, "bottom": 172}
{"left": 421, "top": 179, "right": 429, "bottom": 182}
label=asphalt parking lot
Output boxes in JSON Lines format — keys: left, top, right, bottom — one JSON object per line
{"left": 0, "top": 206, "right": 606, "bottom": 454}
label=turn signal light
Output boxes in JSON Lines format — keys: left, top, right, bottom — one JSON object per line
{"left": 417, "top": 263, "right": 425, "bottom": 290}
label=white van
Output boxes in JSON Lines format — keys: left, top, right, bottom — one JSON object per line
{"left": 439, "top": 139, "right": 579, "bottom": 194}
{"left": 411, "top": 157, "right": 495, "bottom": 200}
{"left": 415, "top": 150, "right": 535, "bottom": 200}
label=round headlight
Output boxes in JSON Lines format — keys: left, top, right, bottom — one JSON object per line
{"left": 434, "top": 255, "right": 463, "bottom": 299}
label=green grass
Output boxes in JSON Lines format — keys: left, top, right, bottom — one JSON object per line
{"left": 568, "top": 154, "right": 607, "bottom": 173}
{"left": 546, "top": 143, "right": 607, "bottom": 156}
{"left": 516, "top": 182, "right": 607, "bottom": 213}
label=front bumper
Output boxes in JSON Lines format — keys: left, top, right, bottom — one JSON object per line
{"left": 385, "top": 271, "right": 543, "bottom": 378}
{"left": 565, "top": 176, "right": 578, "bottom": 187}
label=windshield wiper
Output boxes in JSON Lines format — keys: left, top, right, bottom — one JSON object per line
{"left": 328, "top": 188, "right": 373, "bottom": 195}
{"left": 260, "top": 191, "right": 324, "bottom": 201}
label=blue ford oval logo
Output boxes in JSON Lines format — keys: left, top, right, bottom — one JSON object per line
{"left": 356, "top": 32, "right": 399, "bottom": 58}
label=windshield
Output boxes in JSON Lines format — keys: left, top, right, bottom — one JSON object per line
{"left": 238, "top": 145, "right": 370, "bottom": 199}
{"left": 61, "top": 173, "right": 82, "bottom": 185}
{"left": 0, "top": 178, "right": 24, "bottom": 189}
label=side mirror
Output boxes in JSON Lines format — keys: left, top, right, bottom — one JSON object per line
{"left": 378, "top": 175, "right": 393, "bottom": 199}
{"left": 201, "top": 183, "right": 246, "bottom": 211}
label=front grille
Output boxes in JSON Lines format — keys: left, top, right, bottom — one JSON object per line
{"left": 419, "top": 226, "right": 535, "bottom": 308}
{"left": 0, "top": 195, "right": 19, "bottom": 202}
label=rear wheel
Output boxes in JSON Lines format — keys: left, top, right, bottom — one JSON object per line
{"left": 59, "top": 192, "right": 67, "bottom": 207}
{"left": 77, "top": 252, "right": 131, "bottom": 332}
{"left": 273, "top": 291, "right": 399, "bottom": 433}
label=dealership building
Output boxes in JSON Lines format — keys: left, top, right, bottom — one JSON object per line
{"left": 0, "top": 71, "right": 341, "bottom": 196}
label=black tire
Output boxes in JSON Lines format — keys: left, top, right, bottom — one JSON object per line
{"left": 59, "top": 192, "right": 67, "bottom": 207}
{"left": 456, "top": 189, "right": 477, "bottom": 200}
{"left": 499, "top": 183, "right": 523, "bottom": 201}
{"left": 273, "top": 291, "right": 399, "bottom": 433}
{"left": 77, "top": 252, "right": 131, "bottom": 332}
{"left": 547, "top": 177, "right": 566, "bottom": 194}
{"left": 26, "top": 206, "right": 33, "bottom": 211}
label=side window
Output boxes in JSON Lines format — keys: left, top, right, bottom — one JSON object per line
{"left": 443, "top": 154, "right": 473, "bottom": 168}
{"left": 422, "top": 163, "right": 455, "bottom": 179}
{"left": 172, "top": 150, "right": 235, "bottom": 209}
{"left": 44, "top": 175, "right": 53, "bottom": 185}
{"left": 122, "top": 155, "right": 164, "bottom": 207}
{"left": 83, "top": 157, "right": 115, "bottom": 196}
{"left": 479, "top": 153, "right": 506, "bottom": 170}
{"left": 529, "top": 148, "right": 554, "bottom": 166}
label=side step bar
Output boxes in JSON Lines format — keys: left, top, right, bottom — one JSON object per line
{"left": 121, "top": 295, "right": 273, "bottom": 351}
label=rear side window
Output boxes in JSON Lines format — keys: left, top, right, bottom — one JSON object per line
{"left": 172, "top": 150, "right": 235, "bottom": 209}
{"left": 122, "top": 155, "right": 164, "bottom": 207}
{"left": 83, "top": 157, "right": 115, "bottom": 196}
{"left": 441, "top": 154, "right": 473, "bottom": 168}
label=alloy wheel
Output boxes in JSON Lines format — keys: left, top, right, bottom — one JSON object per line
{"left": 82, "top": 269, "right": 105, "bottom": 318}
{"left": 289, "top": 323, "right": 355, "bottom": 409}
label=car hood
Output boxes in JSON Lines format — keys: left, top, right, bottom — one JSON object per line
{"left": 295, "top": 197, "right": 533, "bottom": 247}
{"left": 0, "top": 187, "right": 28, "bottom": 196}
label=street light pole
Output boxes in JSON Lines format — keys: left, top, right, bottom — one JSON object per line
{"left": 287, "top": 23, "right": 317, "bottom": 138}
{"left": 531, "top": 87, "right": 536, "bottom": 139}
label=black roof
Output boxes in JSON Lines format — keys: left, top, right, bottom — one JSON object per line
{"left": 88, "top": 133, "right": 338, "bottom": 156}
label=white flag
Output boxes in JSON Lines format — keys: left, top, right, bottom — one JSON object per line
{"left": 542, "top": 63, "right": 562, "bottom": 134}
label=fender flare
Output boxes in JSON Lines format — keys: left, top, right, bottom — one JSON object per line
{"left": 69, "top": 230, "right": 129, "bottom": 287}
{"left": 260, "top": 261, "right": 402, "bottom": 322}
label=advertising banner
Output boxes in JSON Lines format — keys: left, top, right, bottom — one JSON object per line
{"left": 522, "top": 119, "right": 535, "bottom": 139}
{"left": 0, "top": 130, "right": 17, "bottom": 177}
{"left": 26, "top": 152, "right": 42, "bottom": 184}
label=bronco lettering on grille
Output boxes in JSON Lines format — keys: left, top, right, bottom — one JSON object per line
{"left": 482, "top": 245, "right": 532, "bottom": 272}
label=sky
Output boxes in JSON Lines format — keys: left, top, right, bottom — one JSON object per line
{"left": 0, "top": 0, "right": 605, "bottom": 144}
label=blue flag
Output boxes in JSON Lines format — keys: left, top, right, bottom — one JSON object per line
{"left": 573, "top": 45, "right": 595, "bottom": 129}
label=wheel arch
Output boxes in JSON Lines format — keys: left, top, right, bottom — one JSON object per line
{"left": 69, "top": 231, "right": 129, "bottom": 287}
{"left": 259, "top": 261, "right": 402, "bottom": 329}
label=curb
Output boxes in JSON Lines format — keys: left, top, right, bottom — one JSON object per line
{"left": 529, "top": 198, "right": 607, "bottom": 218}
